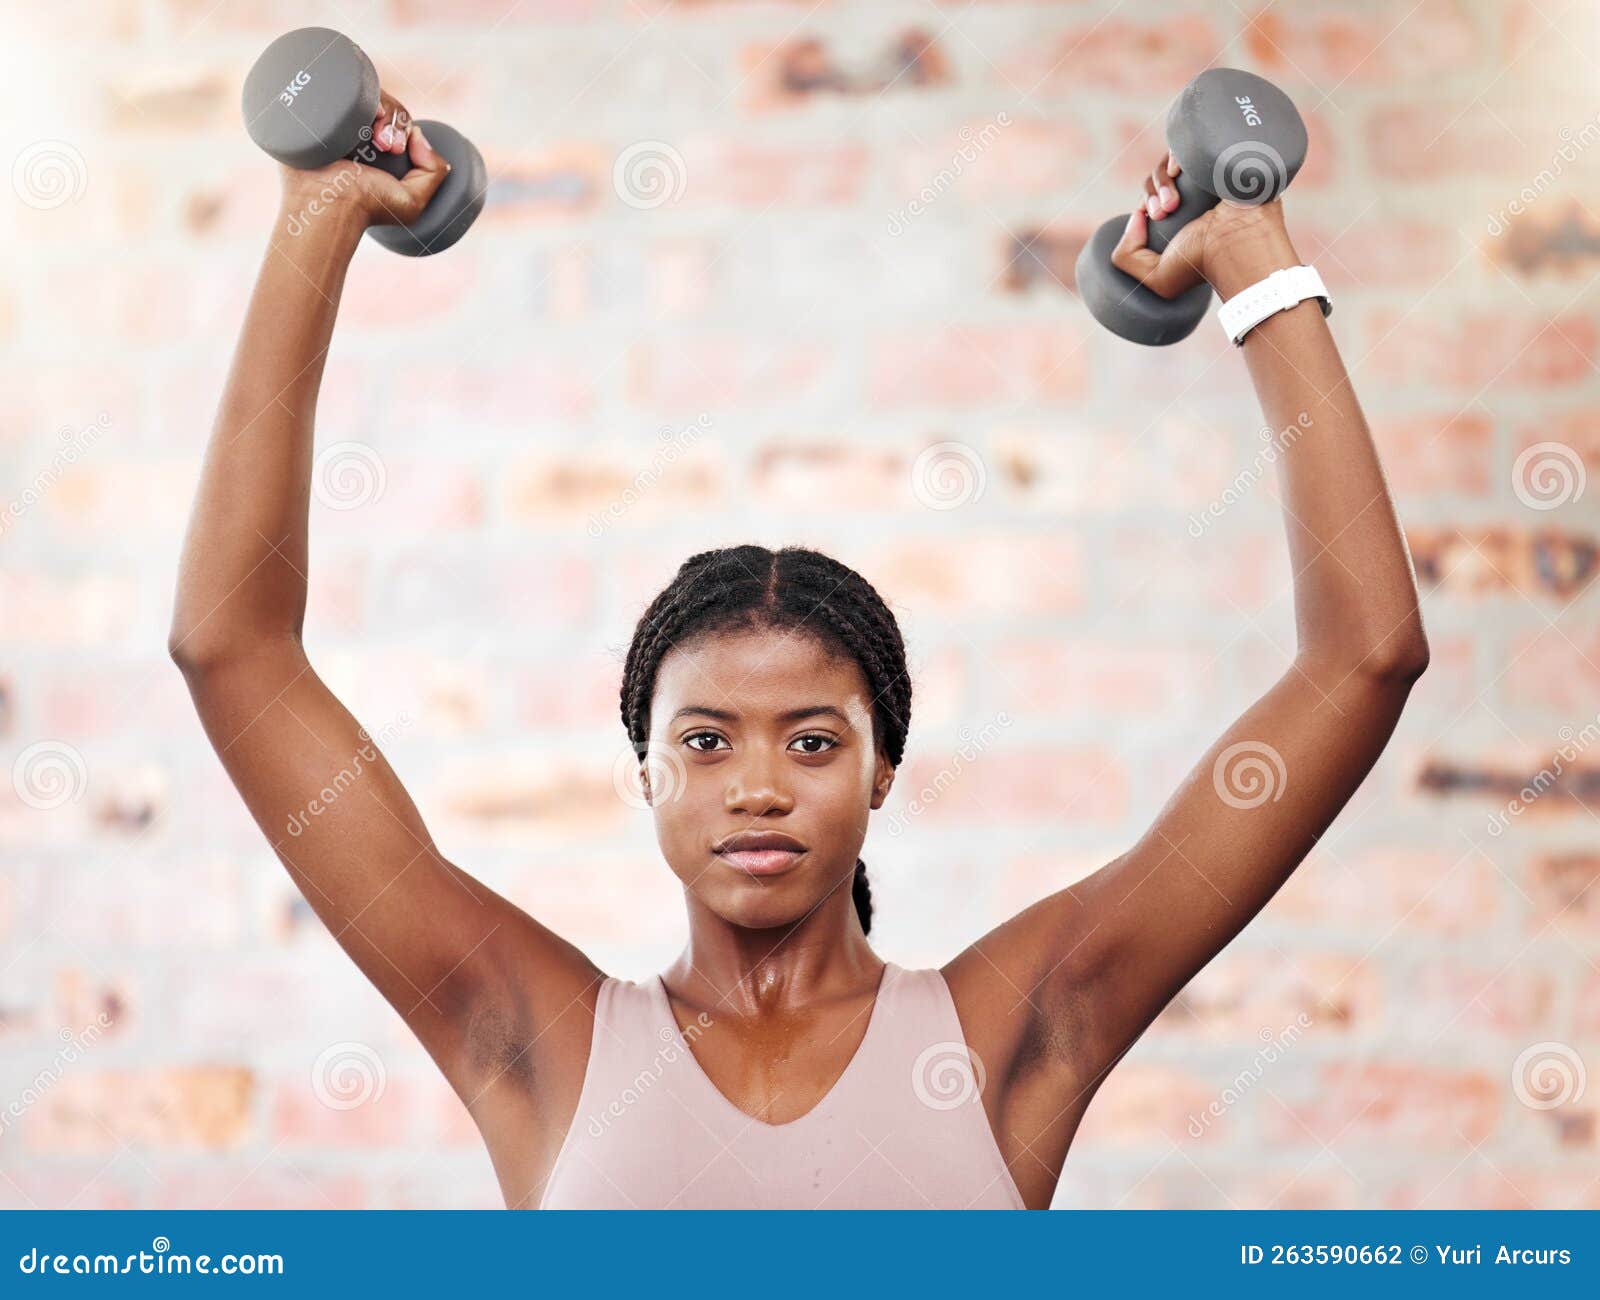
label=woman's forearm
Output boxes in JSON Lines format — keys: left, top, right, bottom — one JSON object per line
{"left": 1213, "top": 243, "right": 1429, "bottom": 678}
{"left": 168, "top": 206, "right": 365, "bottom": 667}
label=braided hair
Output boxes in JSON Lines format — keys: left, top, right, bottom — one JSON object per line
{"left": 619, "top": 544, "right": 911, "bottom": 936}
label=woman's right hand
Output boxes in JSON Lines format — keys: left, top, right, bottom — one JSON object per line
{"left": 277, "top": 90, "right": 452, "bottom": 234}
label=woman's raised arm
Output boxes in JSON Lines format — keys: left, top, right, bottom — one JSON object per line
{"left": 945, "top": 158, "right": 1429, "bottom": 1181}
{"left": 167, "top": 106, "right": 602, "bottom": 1154}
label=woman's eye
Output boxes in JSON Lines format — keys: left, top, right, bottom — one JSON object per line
{"left": 791, "top": 734, "right": 837, "bottom": 755}
{"left": 684, "top": 732, "right": 726, "bottom": 753}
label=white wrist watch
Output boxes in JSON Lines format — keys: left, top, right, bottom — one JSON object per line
{"left": 1216, "top": 264, "right": 1332, "bottom": 345}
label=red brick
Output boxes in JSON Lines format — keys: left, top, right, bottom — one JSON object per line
{"left": 869, "top": 325, "right": 1089, "bottom": 408}
{"left": 506, "top": 440, "right": 722, "bottom": 528}
{"left": 894, "top": 745, "right": 1126, "bottom": 826}
{"left": 339, "top": 249, "right": 478, "bottom": 328}
{"left": 1405, "top": 959, "right": 1558, "bottom": 1036}
{"left": 103, "top": 67, "right": 233, "bottom": 132}
{"left": 1075, "top": 1063, "right": 1230, "bottom": 1146}
{"left": 0, "top": 572, "right": 140, "bottom": 647}
{"left": 1157, "top": 950, "right": 1377, "bottom": 1038}
{"left": 1387, "top": 1167, "right": 1600, "bottom": 1211}
{"left": 989, "top": 635, "right": 1220, "bottom": 719}
{"left": 1269, "top": 847, "right": 1500, "bottom": 935}
{"left": 1243, "top": 0, "right": 1479, "bottom": 84}
{"left": 313, "top": 458, "right": 484, "bottom": 536}
{"left": 869, "top": 534, "right": 1083, "bottom": 615}
{"left": 1528, "top": 852, "right": 1600, "bottom": 932}
{"left": 749, "top": 442, "right": 912, "bottom": 511}
{"left": 1369, "top": 411, "right": 1493, "bottom": 497}
{"left": 477, "top": 147, "right": 606, "bottom": 226}
{"left": 1364, "top": 310, "right": 1596, "bottom": 388}
{"left": 372, "top": 548, "right": 593, "bottom": 632}
{"left": 47, "top": 856, "right": 244, "bottom": 950}
{"left": 32, "top": 1068, "right": 254, "bottom": 1153}
{"left": 380, "top": 361, "right": 594, "bottom": 437}
{"left": 683, "top": 139, "right": 870, "bottom": 209}
{"left": 1408, "top": 527, "right": 1596, "bottom": 600}
{"left": 1505, "top": 622, "right": 1600, "bottom": 714}
{"left": 1301, "top": 218, "right": 1463, "bottom": 292}
{"left": 994, "top": 418, "right": 1235, "bottom": 511}
{"left": 433, "top": 758, "right": 630, "bottom": 837}
{"left": 743, "top": 29, "right": 954, "bottom": 109}
{"left": 629, "top": 336, "right": 834, "bottom": 410}
{"left": 895, "top": 118, "right": 1092, "bottom": 204}
{"left": 150, "top": 1167, "right": 367, "bottom": 1210}
{"left": 0, "top": 1171, "right": 138, "bottom": 1211}
{"left": 271, "top": 1072, "right": 427, "bottom": 1148}
{"left": 1367, "top": 103, "right": 1554, "bottom": 181}
{"left": 1001, "top": 15, "right": 1220, "bottom": 95}
{"left": 1263, "top": 1062, "right": 1499, "bottom": 1149}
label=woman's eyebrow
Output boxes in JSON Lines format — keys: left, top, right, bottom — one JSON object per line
{"left": 669, "top": 705, "right": 851, "bottom": 724}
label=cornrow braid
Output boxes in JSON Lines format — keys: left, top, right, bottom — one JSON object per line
{"left": 619, "top": 544, "right": 911, "bottom": 936}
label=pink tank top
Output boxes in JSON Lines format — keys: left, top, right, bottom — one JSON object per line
{"left": 539, "top": 960, "right": 1026, "bottom": 1209}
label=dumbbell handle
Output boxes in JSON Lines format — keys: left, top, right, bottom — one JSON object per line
{"left": 1144, "top": 163, "right": 1221, "bottom": 256}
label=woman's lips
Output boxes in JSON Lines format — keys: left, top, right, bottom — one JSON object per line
{"left": 716, "top": 848, "right": 804, "bottom": 876}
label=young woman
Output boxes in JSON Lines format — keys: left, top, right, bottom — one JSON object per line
{"left": 170, "top": 99, "right": 1428, "bottom": 1210}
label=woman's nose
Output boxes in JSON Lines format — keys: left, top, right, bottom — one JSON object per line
{"left": 725, "top": 762, "right": 793, "bottom": 815}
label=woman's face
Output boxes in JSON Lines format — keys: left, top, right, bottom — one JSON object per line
{"left": 643, "top": 626, "right": 895, "bottom": 930}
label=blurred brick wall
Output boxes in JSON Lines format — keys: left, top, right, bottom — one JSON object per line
{"left": 1, "top": 0, "right": 1597, "bottom": 1209}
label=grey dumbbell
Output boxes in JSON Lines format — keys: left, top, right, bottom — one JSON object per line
{"left": 1075, "top": 68, "right": 1308, "bottom": 346}
{"left": 241, "top": 26, "right": 486, "bottom": 256}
